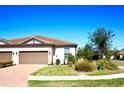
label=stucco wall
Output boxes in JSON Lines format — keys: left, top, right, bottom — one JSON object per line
{"left": 54, "top": 47, "right": 64, "bottom": 64}
{"left": 54, "top": 47, "right": 76, "bottom": 64}
{"left": 0, "top": 46, "right": 76, "bottom": 65}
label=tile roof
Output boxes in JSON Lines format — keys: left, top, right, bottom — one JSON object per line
{"left": 0, "top": 38, "right": 12, "bottom": 44}
{"left": 7, "top": 35, "right": 77, "bottom": 46}
{"left": 119, "top": 51, "right": 124, "bottom": 55}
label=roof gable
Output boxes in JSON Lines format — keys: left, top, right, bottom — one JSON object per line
{"left": 23, "top": 38, "right": 46, "bottom": 44}
{"left": 34, "top": 35, "right": 77, "bottom": 46}
{"left": 7, "top": 35, "right": 77, "bottom": 46}
{"left": 18, "top": 36, "right": 50, "bottom": 44}
{"left": 0, "top": 38, "right": 12, "bottom": 45}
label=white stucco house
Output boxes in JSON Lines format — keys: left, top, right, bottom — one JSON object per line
{"left": 0, "top": 35, "right": 77, "bottom": 64}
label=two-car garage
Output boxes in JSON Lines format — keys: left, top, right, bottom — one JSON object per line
{"left": 19, "top": 51, "right": 48, "bottom": 64}
{"left": 0, "top": 51, "right": 48, "bottom": 64}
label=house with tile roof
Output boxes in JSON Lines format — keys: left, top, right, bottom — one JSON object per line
{"left": 0, "top": 35, "right": 77, "bottom": 64}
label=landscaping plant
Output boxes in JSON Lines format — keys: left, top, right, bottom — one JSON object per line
{"left": 0, "top": 61, "right": 13, "bottom": 67}
{"left": 75, "top": 59, "right": 97, "bottom": 72}
{"left": 56, "top": 59, "right": 60, "bottom": 65}
{"left": 97, "top": 59, "right": 118, "bottom": 70}
{"left": 67, "top": 54, "right": 75, "bottom": 67}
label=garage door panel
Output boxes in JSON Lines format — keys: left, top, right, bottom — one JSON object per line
{"left": 19, "top": 51, "right": 48, "bottom": 64}
{"left": 0, "top": 52, "right": 12, "bottom": 62}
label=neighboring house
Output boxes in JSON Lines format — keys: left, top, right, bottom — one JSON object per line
{"left": 111, "top": 50, "right": 124, "bottom": 60}
{"left": 119, "top": 50, "right": 124, "bottom": 59}
{"left": 0, "top": 35, "right": 77, "bottom": 64}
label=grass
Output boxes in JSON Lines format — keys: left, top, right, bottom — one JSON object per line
{"left": 31, "top": 65, "right": 124, "bottom": 76}
{"left": 86, "top": 69, "right": 124, "bottom": 76}
{"left": 28, "top": 78, "right": 124, "bottom": 87}
{"left": 117, "top": 62, "right": 124, "bottom": 66}
{"left": 113, "top": 60, "right": 124, "bottom": 66}
{"left": 31, "top": 65, "right": 79, "bottom": 76}
{"left": 114, "top": 60, "right": 124, "bottom": 62}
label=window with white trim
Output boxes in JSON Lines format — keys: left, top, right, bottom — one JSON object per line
{"left": 64, "top": 48, "right": 70, "bottom": 59}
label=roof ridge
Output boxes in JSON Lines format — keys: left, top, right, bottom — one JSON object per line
{"left": 4, "top": 35, "right": 77, "bottom": 46}
{"left": 35, "top": 35, "right": 76, "bottom": 44}
{"left": 9, "top": 36, "right": 32, "bottom": 41}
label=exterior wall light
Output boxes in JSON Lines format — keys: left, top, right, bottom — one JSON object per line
{"left": 12, "top": 52, "right": 14, "bottom": 55}
{"left": 16, "top": 52, "right": 18, "bottom": 55}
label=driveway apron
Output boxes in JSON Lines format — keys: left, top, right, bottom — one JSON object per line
{"left": 0, "top": 64, "right": 45, "bottom": 87}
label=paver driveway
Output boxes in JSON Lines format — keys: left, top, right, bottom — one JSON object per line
{"left": 0, "top": 64, "right": 46, "bottom": 87}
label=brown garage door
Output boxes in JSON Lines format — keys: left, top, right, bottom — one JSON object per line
{"left": 19, "top": 51, "right": 48, "bottom": 64}
{"left": 0, "top": 52, "right": 12, "bottom": 62}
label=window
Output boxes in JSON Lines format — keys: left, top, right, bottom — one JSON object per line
{"left": 64, "top": 48, "right": 70, "bottom": 59}
{"left": 64, "top": 48, "right": 70, "bottom": 53}
{"left": 64, "top": 53, "right": 71, "bottom": 59}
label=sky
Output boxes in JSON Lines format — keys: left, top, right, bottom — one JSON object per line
{"left": 0, "top": 5, "right": 124, "bottom": 49}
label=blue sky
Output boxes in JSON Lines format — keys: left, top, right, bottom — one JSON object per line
{"left": 0, "top": 5, "right": 124, "bottom": 49}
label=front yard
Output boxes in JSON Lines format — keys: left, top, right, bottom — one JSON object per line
{"left": 117, "top": 61, "right": 124, "bottom": 66}
{"left": 86, "top": 69, "right": 124, "bottom": 76}
{"left": 31, "top": 65, "right": 79, "bottom": 76}
{"left": 31, "top": 65, "right": 124, "bottom": 76}
{"left": 28, "top": 65, "right": 124, "bottom": 87}
{"left": 28, "top": 78, "right": 124, "bottom": 87}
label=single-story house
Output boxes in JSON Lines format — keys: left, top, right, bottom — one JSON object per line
{"left": 118, "top": 50, "right": 124, "bottom": 59}
{"left": 111, "top": 50, "right": 124, "bottom": 60}
{"left": 0, "top": 35, "right": 77, "bottom": 64}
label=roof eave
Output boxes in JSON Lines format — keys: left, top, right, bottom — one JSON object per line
{"left": 55, "top": 44, "right": 77, "bottom": 47}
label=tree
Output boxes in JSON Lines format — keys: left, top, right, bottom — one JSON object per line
{"left": 82, "top": 44, "right": 94, "bottom": 61}
{"left": 76, "top": 47, "right": 83, "bottom": 59}
{"left": 89, "top": 27, "right": 115, "bottom": 59}
{"left": 106, "top": 49, "right": 119, "bottom": 59}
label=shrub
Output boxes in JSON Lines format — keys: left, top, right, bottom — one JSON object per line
{"left": 56, "top": 59, "right": 60, "bottom": 65}
{"left": 0, "top": 61, "right": 13, "bottom": 67}
{"left": 97, "top": 59, "right": 118, "bottom": 70}
{"left": 67, "top": 54, "right": 75, "bottom": 66}
{"left": 75, "top": 59, "right": 97, "bottom": 72}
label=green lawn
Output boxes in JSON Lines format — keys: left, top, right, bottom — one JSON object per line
{"left": 117, "top": 61, "right": 124, "bottom": 66}
{"left": 31, "top": 65, "right": 79, "bottom": 76}
{"left": 86, "top": 69, "right": 124, "bottom": 76}
{"left": 28, "top": 78, "right": 124, "bottom": 87}
{"left": 29, "top": 65, "right": 124, "bottom": 87}
{"left": 31, "top": 65, "right": 124, "bottom": 76}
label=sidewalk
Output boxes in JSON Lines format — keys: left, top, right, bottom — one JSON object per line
{"left": 28, "top": 73, "right": 124, "bottom": 80}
